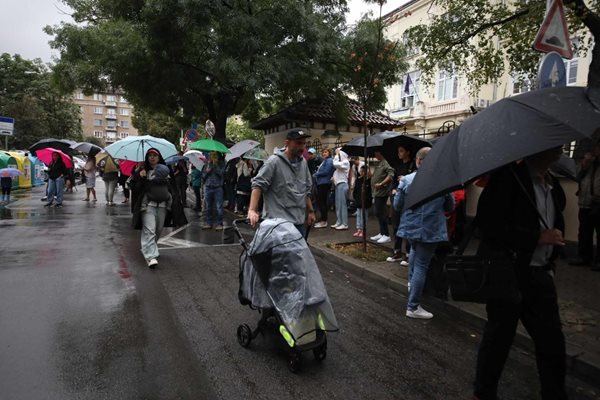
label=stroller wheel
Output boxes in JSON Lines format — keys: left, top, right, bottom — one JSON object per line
{"left": 313, "top": 342, "right": 327, "bottom": 362}
{"left": 287, "top": 352, "right": 301, "bottom": 373}
{"left": 237, "top": 324, "right": 252, "bottom": 348}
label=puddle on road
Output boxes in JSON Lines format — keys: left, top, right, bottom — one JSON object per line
{"left": 0, "top": 207, "right": 43, "bottom": 220}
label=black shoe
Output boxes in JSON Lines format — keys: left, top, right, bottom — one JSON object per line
{"left": 55, "top": 204, "right": 63, "bottom": 208}
{"left": 591, "top": 263, "right": 600, "bottom": 272}
{"left": 44, "top": 203, "right": 52, "bottom": 207}
{"left": 568, "top": 258, "right": 592, "bottom": 266}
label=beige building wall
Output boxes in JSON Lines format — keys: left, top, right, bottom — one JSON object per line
{"left": 73, "top": 90, "right": 139, "bottom": 146}
{"left": 383, "top": 0, "right": 592, "bottom": 241}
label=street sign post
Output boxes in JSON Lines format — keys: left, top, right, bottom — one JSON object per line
{"left": 532, "top": 0, "right": 574, "bottom": 59}
{"left": 0, "top": 116, "right": 14, "bottom": 150}
{"left": 537, "top": 52, "right": 567, "bottom": 89}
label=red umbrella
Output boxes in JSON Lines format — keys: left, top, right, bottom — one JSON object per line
{"left": 36, "top": 147, "right": 73, "bottom": 168}
{"left": 118, "top": 160, "right": 139, "bottom": 176}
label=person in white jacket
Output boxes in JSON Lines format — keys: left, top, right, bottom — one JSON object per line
{"left": 331, "top": 148, "right": 350, "bottom": 230}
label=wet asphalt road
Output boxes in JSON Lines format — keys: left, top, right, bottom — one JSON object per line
{"left": 1, "top": 185, "right": 598, "bottom": 400}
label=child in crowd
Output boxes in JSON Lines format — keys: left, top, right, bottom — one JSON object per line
{"left": 352, "top": 165, "right": 372, "bottom": 238}
{"left": 1, "top": 175, "right": 12, "bottom": 205}
{"left": 140, "top": 163, "right": 172, "bottom": 212}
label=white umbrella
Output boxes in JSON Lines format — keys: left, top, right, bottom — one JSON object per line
{"left": 225, "top": 139, "right": 261, "bottom": 162}
{"left": 183, "top": 150, "right": 207, "bottom": 170}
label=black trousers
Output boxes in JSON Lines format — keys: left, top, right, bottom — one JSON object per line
{"left": 577, "top": 207, "right": 600, "bottom": 263}
{"left": 316, "top": 183, "right": 330, "bottom": 222}
{"left": 474, "top": 267, "right": 567, "bottom": 400}
{"left": 374, "top": 197, "right": 389, "bottom": 236}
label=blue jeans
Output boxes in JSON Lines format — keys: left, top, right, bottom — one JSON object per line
{"left": 47, "top": 177, "right": 64, "bottom": 205}
{"left": 356, "top": 208, "right": 367, "bottom": 230}
{"left": 407, "top": 241, "right": 439, "bottom": 311}
{"left": 141, "top": 205, "right": 167, "bottom": 261}
{"left": 205, "top": 186, "right": 224, "bottom": 225}
{"left": 334, "top": 182, "right": 348, "bottom": 226}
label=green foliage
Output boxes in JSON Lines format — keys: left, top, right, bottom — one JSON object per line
{"left": 131, "top": 108, "right": 185, "bottom": 149}
{"left": 0, "top": 53, "right": 82, "bottom": 150}
{"left": 342, "top": 13, "right": 408, "bottom": 111}
{"left": 406, "top": 0, "right": 600, "bottom": 92}
{"left": 47, "top": 0, "right": 349, "bottom": 140}
{"left": 226, "top": 119, "right": 264, "bottom": 145}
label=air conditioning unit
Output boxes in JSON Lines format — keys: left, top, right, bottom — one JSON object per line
{"left": 475, "top": 99, "right": 490, "bottom": 108}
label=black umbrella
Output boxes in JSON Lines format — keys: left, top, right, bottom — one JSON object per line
{"left": 404, "top": 86, "right": 600, "bottom": 209}
{"left": 71, "top": 142, "right": 103, "bottom": 157}
{"left": 381, "top": 133, "right": 432, "bottom": 169}
{"left": 29, "top": 138, "right": 77, "bottom": 155}
{"left": 550, "top": 154, "right": 578, "bottom": 181}
{"left": 341, "top": 131, "right": 398, "bottom": 157}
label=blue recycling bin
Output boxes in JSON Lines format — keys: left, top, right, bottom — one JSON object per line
{"left": 28, "top": 154, "right": 45, "bottom": 187}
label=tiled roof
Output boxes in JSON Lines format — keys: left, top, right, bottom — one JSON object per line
{"left": 251, "top": 95, "right": 404, "bottom": 130}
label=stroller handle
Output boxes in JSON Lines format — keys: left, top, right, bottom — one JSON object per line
{"left": 232, "top": 218, "right": 258, "bottom": 250}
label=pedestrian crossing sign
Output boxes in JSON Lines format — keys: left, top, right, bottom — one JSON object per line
{"left": 532, "top": 0, "right": 574, "bottom": 59}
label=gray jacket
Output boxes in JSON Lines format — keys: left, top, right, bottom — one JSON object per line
{"left": 578, "top": 160, "right": 600, "bottom": 208}
{"left": 251, "top": 148, "right": 312, "bottom": 225}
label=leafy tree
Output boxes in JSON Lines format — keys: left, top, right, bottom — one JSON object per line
{"left": 226, "top": 118, "right": 264, "bottom": 145}
{"left": 47, "top": 0, "right": 349, "bottom": 141}
{"left": 406, "top": 0, "right": 600, "bottom": 92}
{"left": 0, "top": 53, "right": 82, "bottom": 150}
{"left": 131, "top": 108, "right": 185, "bottom": 149}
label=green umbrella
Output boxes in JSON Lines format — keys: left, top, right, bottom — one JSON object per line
{"left": 189, "top": 139, "right": 230, "bottom": 153}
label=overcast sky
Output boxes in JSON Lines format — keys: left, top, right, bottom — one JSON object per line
{"left": 0, "top": 0, "right": 403, "bottom": 63}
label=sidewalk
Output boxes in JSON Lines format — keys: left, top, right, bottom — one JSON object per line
{"left": 306, "top": 210, "right": 600, "bottom": 387}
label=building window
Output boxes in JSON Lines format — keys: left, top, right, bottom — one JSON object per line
{"left": 106, "top": 95, "right": 116, "bottom": 102}
{"left": 107, "top": 120, "right": 117, "bottom": 128}
{"left": 93, "top": 93, "right": 103, "bottom": 101}
{"left": 402, "top": 32, "right": 419, "bottom": 57}
{"left": 120, "top": 120, "right": 129, "bottom": 128}
{"left": 512, "top": 74, "right": 532, "bottom": 94}
{"left": 93, "top": 119, "right": 103, "bottom": 126}
{"left": 93, "top": 131, "right": 104, "bottom": 138}
{"left": 119, "top": 96, "right": 128, "bottom": 103}
{"left": 75, "top": 92, "right": 84, "bottom": 100}
{"left": 107, "top": 108, "right": 116, "bottom": 115}
{"left": 400, "top": 70, "right": 420, "bottom": 109}
{"left": 93, "top": 107, "right": 103, "bottom": 114}
{"left": 119, "top": 132, "right": 129, "bottom": 139}
{"left": 564, "top": 58, "right": 578, "bottom": 85}
{"left": 119, "top": 108, "right": 130, "bottom": 116}
{"left": 437, "top": 69, "right": 458, "bottom": 101}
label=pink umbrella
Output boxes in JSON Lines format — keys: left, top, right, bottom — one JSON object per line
{"left": 36, "top": 147, "right": 73, "bottom": 168}
{"left": 118, "top": 160, "right": 139, "bottom": 176}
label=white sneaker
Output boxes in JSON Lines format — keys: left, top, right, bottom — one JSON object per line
{"left": 400, "top": 260, "right": 409, "bottom": 267}
{"left": 148, "top": 258, "right": 158, "bottom": 268}
{"left": 314, "top": 221, "right": 327, "bottom": 228}
{"left": 370, "top": 233, "right": 382, "bottom": 241}
{"left": 335, "top": 224, "right": 348, "bottom": 230}
{"left": 330, "top": 223, "right": 340, "bottom": 229}
{"left": 406, "top": 305, "right": 433, "bottom": 319}
{"left": 377, "top": 235, "right": 391, "bottom": 244}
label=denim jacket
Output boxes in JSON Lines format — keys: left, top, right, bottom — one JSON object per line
{"left": 393, "top": 171, "right": 455, "bottom": 243}
{"left": 313, "top": 158, "right": 335, "bottom": 186}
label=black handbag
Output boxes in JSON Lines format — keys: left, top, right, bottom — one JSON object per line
{"left": 445, "top": 248, "right": 520, "bottom": 304}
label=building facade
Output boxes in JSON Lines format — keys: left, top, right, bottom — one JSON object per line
{"left": 73, "top": 90, "right": 138, "bottom": 145}
{"left": 383, "top": 0, "right": 590, "bottom": 138}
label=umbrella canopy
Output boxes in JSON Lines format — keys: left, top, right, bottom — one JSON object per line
{"left": 225, "top": 139, "right": 261, "bottom": 161}
{"left": 0, "top": 168, "right": 23, "bottom": 178}
{"left": 165, "top": 155, "right": 188, "bottom": 165}
{"left": 35, "top": 147, "right": 73, "bottom": 168}
{"left": 189, "top": 139, "right": 230, "bottom": 153}
{"left": 404, "top": 86, "right": 600, "bottom": 209}
{"left": 95, "top": 151, "right": 119, "bottom": 173}
{"left": 183, "top": 150, "right": 207, "bottom": 170}
{"left": 29, "top": 138, "right": 77, "bottom": 155}
{"left": 341, "top": 131, "right": 398, "bottom": 157}
{"left": 243, "top": 147, "right": 269, "bottom": 161}
{"left": 380, "top": 133, "right": 432, "bottom": 169}
{"left": 118, "top": 160, "right": 138, "bottom": 176}
{"left": 105, "top": 135, "right": 178, "bottom": 161}
{"left": 71, "top": 142, "right": 103, "bottom": 157}
{"left": 550, "top": 154, "right": 578, "bottom": 181}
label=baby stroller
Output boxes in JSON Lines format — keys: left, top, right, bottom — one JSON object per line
{"left": 233, "top": 218, "right": 339, "bottom": 372}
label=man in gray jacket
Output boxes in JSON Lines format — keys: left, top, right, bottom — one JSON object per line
{"left": 248, "top": 129, "right": 316, "bottom": 237}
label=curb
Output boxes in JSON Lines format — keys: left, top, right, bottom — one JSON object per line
{"left": 310, "top": 240, "right": 600, "bottom": 387}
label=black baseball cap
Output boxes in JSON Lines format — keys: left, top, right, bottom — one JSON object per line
{"left": 286, "top": 129, "right": 311, "bottom": 140}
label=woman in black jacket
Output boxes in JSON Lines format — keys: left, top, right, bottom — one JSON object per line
{"left": 131, "top": 148, "right": 187, "bottom": 269}
{"left": 44, "top": 152, "right": 67, "bottom": 208}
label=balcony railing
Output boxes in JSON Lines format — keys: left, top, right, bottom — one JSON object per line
{"left": 105, "top": 114, "right": 117, "bottom": 120}
{"left": 427, "top": 101, "right": 458, "bottom": 115}
{"left": 104, "top": 101, "right": 117, "bottom": 107}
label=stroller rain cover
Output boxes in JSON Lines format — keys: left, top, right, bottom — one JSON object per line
{"left": 239, "top": 218, "right": 339, "bottom": 341}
